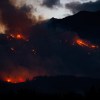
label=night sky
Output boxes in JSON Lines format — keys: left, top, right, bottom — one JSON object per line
{"left": 0, "top": 0, "right": 100, "bottom": 83}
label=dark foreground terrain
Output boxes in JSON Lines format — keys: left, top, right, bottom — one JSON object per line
{"left": 0, "top": 76, "right": 100, "bottom": 99}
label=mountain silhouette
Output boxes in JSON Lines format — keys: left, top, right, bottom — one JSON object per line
{"left": 48, "top": 11, "right": 100, "bottom": 43}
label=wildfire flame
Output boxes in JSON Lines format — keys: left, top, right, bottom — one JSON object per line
{"left": 10, "top": 33, "right": 26, "bottom": 40}
{"left": 5, "top": 78, "right": 25, "bottom": 83}
{"left": 6, "top": 78, "right": 11, "bottom": 83}
{"left": 74, "top": 36, "right": 99, "bottom": 49}
{"left": 2, "top": 67, "right": 47, "bottom": 84}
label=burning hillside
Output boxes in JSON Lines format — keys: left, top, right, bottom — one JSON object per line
{"left": 74, "top": 36, "right": 99, "bottom": 49}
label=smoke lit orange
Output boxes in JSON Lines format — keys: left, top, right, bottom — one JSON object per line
{"left": 1, "top": 66, "right": 47, "bottom": 84}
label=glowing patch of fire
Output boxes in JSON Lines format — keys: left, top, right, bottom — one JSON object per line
{"left": 75, "top": 38, "right": 98, "bottom": 49}
{"left": 10, "top": 33, "right": 25, "bottom": 40}
{"left": 7, "top": 78, "right": 11, "bottom": 83}
{"left": 5, "top": 78, "right": 25, "bottom": 83}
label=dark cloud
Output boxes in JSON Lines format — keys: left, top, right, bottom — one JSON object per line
{"left": 41, "top": 0, "right": 62, "bottom": 9}
{"left": 65, "top": 0, "right": 100, "bottom": 14}
{"left": 0, "top": 0, "right": 39, "bottom": 35}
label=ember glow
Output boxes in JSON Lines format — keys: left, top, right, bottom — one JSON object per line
{"left": 4, "top": 72, "right": 46, "bottom": 83}
{"left": 4, "top": 76, "right": 30, "bottom": 83}
{"left": 1, "top": 66, "right": 47, "bottom": 83}
{"left": 1, "top": 68, "right": 26, "bottom": 83}
{"left": 74, "top": 36, "right": 99, "bottom": 49}
{"left": 10, "top": 33, "right": 26, "bottom": 40}
{"left": 5, "top": 78, "right": 25, "bottom": 83}
{"left": 6, "top": 78, "right": 11, "bottom": 83}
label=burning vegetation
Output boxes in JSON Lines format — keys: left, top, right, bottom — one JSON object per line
{"left": 0, "top": 0, "right": 100, "bottom": 84}
{"left": 5, "top": 78, "right": 25, "bottom": 83}
{"left": 10, "top": 33, "right": 26, "bottom": 40}
{"left": 74, "top": 36, "right": 99, "bottom": 49}
{"left": 1, "top": 66, "right": 47, "bottom": 83}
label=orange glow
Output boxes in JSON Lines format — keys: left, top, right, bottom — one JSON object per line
{"left": 2, "top": 67, "right": 47, "bottom": 84}
{"left": 76, "top": 39, "right": 88, "bottom": 47}
{"left": 16, "top": 34, "right": 22, "bottom": 39}
{"left": 7, "top": 78, "right": 11, "bottom": 83}
{"left": 19, "top": 78, "right": 25, "bottom": 83}
{"left": 5, "top": 77, "right": 25, "bottom": 83}
{"left": 10, "top": 33, "right": 26, "bottom": 40}
{"left": 74, "top": 36, "right": 98, "bottom": 49}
